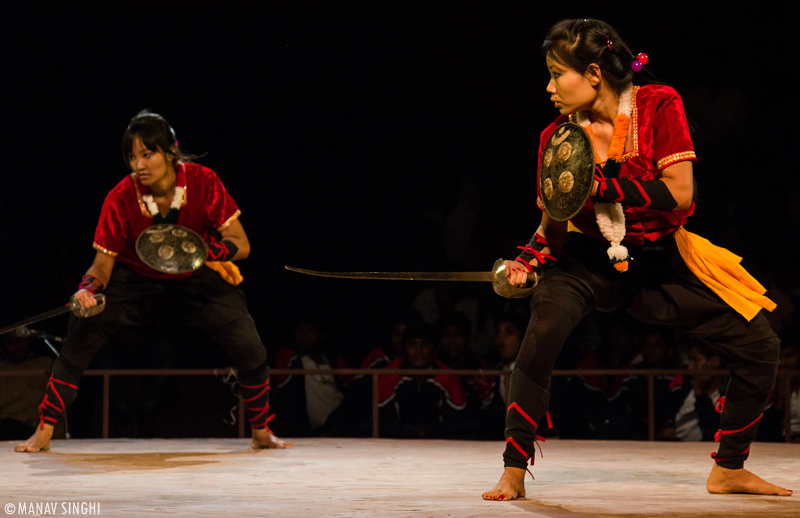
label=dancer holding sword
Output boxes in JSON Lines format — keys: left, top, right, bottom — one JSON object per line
{"left": 483, "top": 18, "right": 789, "bottom": 499}
{"left": 14, "top": 110, "right": 289, "bottom": 452}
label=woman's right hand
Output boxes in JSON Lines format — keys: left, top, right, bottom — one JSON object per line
{"left": 74, "top": 289, "right": 98, "bottom": 308}
{"left": 504, "top": 260, "right": 535, "bottom": 287}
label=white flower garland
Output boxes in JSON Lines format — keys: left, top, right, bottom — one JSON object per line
{"left": 142, "top": 186, "right": 185, "bottom": 217}
{"left": 592, "top": 84, "right": 633, "bottom": 268}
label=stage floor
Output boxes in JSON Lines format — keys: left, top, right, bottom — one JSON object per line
{"left": 2, "top": 438, "right": 799, "bottom": 517}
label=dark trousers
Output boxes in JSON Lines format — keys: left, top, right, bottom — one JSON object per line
{"left": 504, "top": 233, "right": 779, "bottom": 470}
{"left": 41, "top": 264, "right": 270, "bottom": 429}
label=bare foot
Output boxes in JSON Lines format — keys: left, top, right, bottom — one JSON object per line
{"left": 482, "top": 466, "right": 526, "bottom": 501}
{"left": 707, "top": 463, "right": 792, "bottom": 496}
{"left": 251, "top": 427, "right": 293, "bottom": 449}
{"left": 14, "top": 424, "right": 54, "bottom": 453}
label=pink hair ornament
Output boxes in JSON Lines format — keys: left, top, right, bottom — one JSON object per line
{"left": 631, "top": 53, "right": 648, "bottom": 72}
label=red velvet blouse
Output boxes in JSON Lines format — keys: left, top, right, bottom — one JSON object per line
{"left": 92, "top": 163, "right": 241, "bottom": 279}
{"left": 536, "top": 84, "right": 697, "bottom": 245}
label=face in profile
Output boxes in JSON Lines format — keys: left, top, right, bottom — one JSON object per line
{"left": 545, "top": 55, "right": 598, "bottom": 115}
{"left": 404, "top": 338, "right": 436, "bottom": 368}
{"left": 494, "top": 321, "right": 523, "bottom": 362}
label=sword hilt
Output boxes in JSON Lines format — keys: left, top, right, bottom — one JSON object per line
{"left": 69, "top": 293, "right": 107, "bottom": 318}
{"left": 491, "top": 258, "right": 539, "bottom": 299}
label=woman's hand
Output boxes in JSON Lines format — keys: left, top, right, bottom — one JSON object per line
{"left": 74, "top": 289, "right": 98, "bottom": 308}
{"left": 504, "top": 260, "right": 534, "bottom": 287}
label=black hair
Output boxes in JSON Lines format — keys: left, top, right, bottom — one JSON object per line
{"left": 495, "top": 312, "right": 528, "bottom": 337}
{"left": 402, "top": 321, "right": 438, "bottom": 346}
{"left": 543, "top": 18, "right": 659, "bottom": 94}
{"left": 439, "top": 312, "right": 472, "bottom": 337}
{"left": 121, "top": 110, "right": 198, "bottom": 170}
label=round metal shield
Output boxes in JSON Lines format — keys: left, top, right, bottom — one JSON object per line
{"left": 135, "top": 224, "right": 208, "bottom": 274}
{"left": 539, "top": 122, "right": 595, "bottom": 221}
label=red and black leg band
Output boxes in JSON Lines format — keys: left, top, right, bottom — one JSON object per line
{"left": 516, "top": 233, "right": 556, "bottom": 274}
{"left": 503, "top": 370, "right": 552, "bottom": 473}
{"left": 238, "top": 362, "right": 274, "bottom": 431}
{"left": 38, "top": 359, "right": 82, "bottom": 429}
{"left": 207, "top": 239, "right": 239, "bottom": 261}
{"left": 595, "top": 176, "right": 678, "bottom": 211}
{"left": 39, "top": 376, "right": 78, "bottom": 429}
{"left": 240, "top": 378, "right": 274, "bottom": 431}
{"left": 711, "top": 397, "right": 765, "bottom": 469}
{"left": 78, "top": 275, "right": 105, "bottom": 295}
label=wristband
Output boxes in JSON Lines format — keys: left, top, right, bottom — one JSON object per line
{"left": 515, "top": 233, "right": 556, "bottom": 274}
{"left": 78, "top": 275, "right": 105, "bottom": 295}
{"left": 207, "top": 238, "right": 239, "bottom": 261}
{"left": 595, "top": 176, "right": 678, "bottom": 210}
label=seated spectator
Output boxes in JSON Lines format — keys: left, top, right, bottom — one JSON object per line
{"left": 550, "top": 313, "right": 604, "bottom": 439}
{"left": 598, "top": 324, "right": 685, "bottom": 440}
{"left": 761, "top": 339, "right": 800, "bottom": 442}
{"left": 326, "top": 311, "right": 421, "bottom": 437}
{"left": 668, "top": 340, "right": 726, "bottom": 441}
{"left": 480, "top": 312, "right": 528, "bottom": 440}
{"left": 360, "top": 312, "right": 420, "bottom": 372}
{"left": 378, "top": 322, "right": 468, "bottom": 438}
{"left": 486, "top": 313, "right": 527, "bottom": 404}
{"left": 438, "top": 312, "right": 495, "bottom": 415}
{"left": 271, "top": 319, "right": 348, "bottom": 437}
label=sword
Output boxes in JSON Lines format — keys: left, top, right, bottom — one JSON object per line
{"left": 0, "top": 294, "right": 106, "bottom": 337}
{"left": 285, "top": 258, "right": 538, "bottom": 299}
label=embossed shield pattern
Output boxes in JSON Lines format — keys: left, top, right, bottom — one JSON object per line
{"left": 135, "top": 224, "right": 209, "bottom": 274}
{"left": 538, "top": 122, "right": 595, "bottom": 221}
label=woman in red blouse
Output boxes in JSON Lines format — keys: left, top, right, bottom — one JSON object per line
{"left": 15, "top": 111, "right": 290, "bottom": 452}
{"left": 483, "top": 19, "right": 790, "bottom": 500}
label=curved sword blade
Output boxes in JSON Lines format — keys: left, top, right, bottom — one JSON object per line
{"left": 285, "top": 265, "right": 494, "bottom": 282}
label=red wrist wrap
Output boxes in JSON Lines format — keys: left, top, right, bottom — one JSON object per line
{"left": 79, "top": 275, "right": 105, "bottom": 295}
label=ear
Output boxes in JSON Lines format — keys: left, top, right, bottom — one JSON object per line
{"left": 585, "top": 63, "right": 602, "bottom": 86}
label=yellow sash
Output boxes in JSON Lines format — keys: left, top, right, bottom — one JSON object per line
{"left": 674, "top": 227, "right": 775, "bottom": 321}
{"left": 204, "top": 261, "right": 244, "bottom": 286}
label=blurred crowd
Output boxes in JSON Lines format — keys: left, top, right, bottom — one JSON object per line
{"left": 3, "top": 279, "right": 799, "bottom": 444}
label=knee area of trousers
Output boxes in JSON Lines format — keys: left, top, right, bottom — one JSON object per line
{"left": 238, "top": 360, "right": 269, "bottom": 384}
{"left": 52, "top": 355, "right": 84, "bottom": 385}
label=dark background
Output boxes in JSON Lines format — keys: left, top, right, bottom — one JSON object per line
{"left": 3, "top": 1, "right": 797, "bottom": 362}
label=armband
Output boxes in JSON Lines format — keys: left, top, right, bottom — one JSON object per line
{"left": 78, "top": 275, "right": 105, "bottom": 295}
{"left": 207, "top": 238, "right": 239, "bottom": 261}
{"left": 595, "top": 176, "right": 678, "bottom": 211}
{"left": 515, "top": 233, "right": 556, "bottom": 273}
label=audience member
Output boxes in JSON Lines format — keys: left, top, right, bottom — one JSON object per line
{"left": 760, "top": 339, "right": 800, "bottom": 442}
{"left": 271, "top": 319, "right": 348, "bottom": 437}
{"left": 438, "top": 312, "right": 494, "bottom": 413}
{"left": 378, "top": 321, "right": 468, "bottom": 438}
{"left": 598, "top": 325, "right": 685, "bottom": 440}
{"left": 668, "top": 340, "right": 726, "bottom": 441}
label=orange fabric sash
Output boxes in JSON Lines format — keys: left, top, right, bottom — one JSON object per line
{"left": 674, "top": 227, "right": 775, "bottom": 321}
{"left": 204, "top": 261, "right": 244, "bottom": 286}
